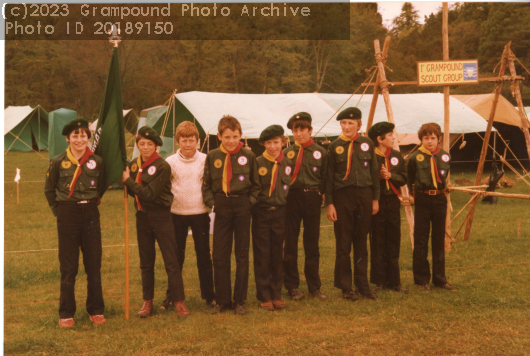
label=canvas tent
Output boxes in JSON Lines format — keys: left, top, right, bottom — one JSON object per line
{"left": 89, "top": 109, "right": 138, "bottom": 134}
{"left": 4, "top": 105, "right": 48, "bottom": 152}
{"left": 48, "top": 108, "right": 79, "bottom": 159}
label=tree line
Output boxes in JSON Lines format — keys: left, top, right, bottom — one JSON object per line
{"left": 5, "top": 2, "right": 530, "bottom": 121}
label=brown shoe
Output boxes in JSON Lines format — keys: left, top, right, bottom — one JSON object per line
{"left": 174, "top": 301, "right": 190, "bottom": 318}
{"left": 89, "top": 315, "right": 106, "bottom": 326}
{"left": 59, "top": 318, "right": 74, "bottom": 328}
{"left": 259, "top": 300, "right": 274, "bottom": 311}
{"left": 137, "top": 300, "right": 153, "bottom": 318}
{"left": 272, "top": 299, "right": 286, "bottom": 310}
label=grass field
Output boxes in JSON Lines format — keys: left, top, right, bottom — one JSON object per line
{"left": 4, "top": 151, "right": 530, "bottom": 355}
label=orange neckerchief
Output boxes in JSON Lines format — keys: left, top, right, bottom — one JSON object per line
{"left": 418, "top": 145, "right": 442, "bottom": 189}
{"left": 220, "top": 142, "right": 244, "bottom": 194}
{"left": 290, "top": 138, "right": 314, "bottom": 184}
{"left": 375, "top": 147, "right": 401, "bottom": 196}
{"left": 134, "top": 152, "right": 161, "bottom": 211}
{"left": 66, "top": 146, "right": 93, "bottom": 198}
{"left": 263, "top": 150, "right": 284, "bottom": 196}
{"left": 339, "top": 132, "right": 359, "bottom": 180}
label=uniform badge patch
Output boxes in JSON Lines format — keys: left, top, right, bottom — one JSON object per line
{"left": 441, "top": 154, "right": 450, "bottom": 162}
{"left": 364, "top": 161, "right": 368, "bottom": 167}
{"left": 416, "top": 154, "right": 425, "bottom": 162}
{"left": 86, "top": 160, "right": 97, "bottom": 170}
{"left": 313, "top": 151, "right": 322, "bottom": 160}
{"left": 90, "top": 180, "right": 95, "bottom": 186}
{"left": 61, "top": 161, "right": 72, "bottom": 169}
{"left": 440, "top": 170, "right": 446, "bottom": 175}
{"left": 283, "top": 184, "right": 288, "bottom": 190}
{"left": 285, "top": 166, "right": 292, "bottom": 175}
{"left": 131, "top": 163, "right": 138, "bottom": 172}
{"left": 259, "top": 167, "right": 268, "bottom": 176}
{"left": 390, "top": 157, "right": 399, "bottom": 166}
{"left": 360, "top": 143, "right": 369, "bottom": 152}
{"left": 238, "top": 156, "right": 248, "bottom": 165}
{"left": 286, "top": 151, "right": 296, "bottom": 159}
{"left": 312, "top": 166, "right": 318, "bottom": 172}
{"left": 214, "top": 159, "right": 223, "bottom": 168}
{"left": 148, "top": 166, "right": 157, "bottom": 175}
{"left": 335, "top": 146, "right": 344, "bottom": 154}
{"left": 238, "top": 175, "right": 245, "bottom": 181}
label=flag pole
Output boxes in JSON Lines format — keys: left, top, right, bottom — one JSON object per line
{"left": 124, "top": 186, "right": 129, "bottom": 319}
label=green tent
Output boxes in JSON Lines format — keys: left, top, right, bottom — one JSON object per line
{"left": 47, "top": 108, "right": 79, "bottom": 159}
{"left": 4, "top": 105, "right": 48, "bottom": 152}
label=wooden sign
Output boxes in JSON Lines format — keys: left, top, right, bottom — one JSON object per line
{"left": 417, "top": 60, "right": 478, "bottom": 86}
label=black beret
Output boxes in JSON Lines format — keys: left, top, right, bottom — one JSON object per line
{"left": 287, "top": 112, "right": 312, "bottom": 130}
{"left": 62, "top": 118, "right": 89, "bottom": 136}
{"left": 259, "top": 125, "right": 284, "bottom": 143}
{"left": 368, "top": 122, "right": 395, "bottom": 143}
{"left": 138, "top": 126, "right": 163, "bottom": 146}
{"left": 337, "top": 107, "right": 362, "bottom": 121}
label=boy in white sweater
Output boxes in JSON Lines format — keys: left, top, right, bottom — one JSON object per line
{"left": 161, "top": 121, "right": 215, "bottom": 309}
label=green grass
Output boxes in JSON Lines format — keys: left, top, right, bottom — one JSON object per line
{"left": 4, "top": 151, "right": 530, "bottom": 355}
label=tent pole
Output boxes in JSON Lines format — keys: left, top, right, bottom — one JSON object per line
{"left": 442, "top": 2, "right": 452, "bottom": 251}
{"left": 366, "top": 36, "right": 390, "bottom": 132}
{"left": 124, "top": 186, "right": 129, "bottom": 320}
{"left": 173, "top": 92, "right": 176, "bottom": 154}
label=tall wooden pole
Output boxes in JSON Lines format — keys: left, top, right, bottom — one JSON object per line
{"left": 442, "top": 3, "right": 452, "bottom": 251}
{"left": 463, "top": 42, "right": 511, "bottom": 241}
{"left": 507, "top": 51, "right": 530, "bottom": 161}
{"left": 124, "top": 186, "right": 130, "bottom": 320}
{"left": 366, "top": 36, "right": 391, "bottom": 132}
{"left": 374, "top": 39, "right": 415, "bottom": 247}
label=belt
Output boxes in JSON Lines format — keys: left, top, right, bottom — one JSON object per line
{"left": 260, "top": 206, "right": 280, "bottom": 211}
{"left": 60, "top": 198, "right": 98, "bottom": 204}
{"left": 417, "top": 189, "right": 445, "bottom": 195}
{"left": 216, "top": 193, "right": 239, "bottom": 198}
{"left": 291, "top": 188, "right": 320, "bottom": 193}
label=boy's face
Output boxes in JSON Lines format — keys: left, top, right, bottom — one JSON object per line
{"left": 137, "top": 137, "right": 157, "bottom": 159}
{"left": 291, "top": 126, "right": 312, "bottom": 145}
{"left": 421, "top": 132, "right": 440, "bottom": 152}
{"left": 66, "top": 130, "right": 89, "bottom": 154}
{"left": 340, "top": 119, "right": 361, "bottom": 139}
{"left": 178, "top": 136, "right": 197, "bottom": 158}
{"left": 377, "top": 132, "right": 395, "bottom": 150}
{"left": 217, "top": 128, "right": 242, "bottom": 152}
{"left": 264, "top": 137, "right": 283, "bottom": 159}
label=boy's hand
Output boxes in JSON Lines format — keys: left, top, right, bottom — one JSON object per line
{"left": 380, "top": 165, "right": 391, "bottom": 180}
{"left": 327, "top": 204, "right": 337, "bottom": 222}
{"left": 121, "top": 166, "right": 130, "bottom": 182}
{"left": 372, "top": 200, "right": 379, "bottom": 215}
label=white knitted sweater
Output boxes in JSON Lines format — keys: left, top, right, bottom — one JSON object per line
{"left": 166, "top": 149, "right": 209, "bottom": 215}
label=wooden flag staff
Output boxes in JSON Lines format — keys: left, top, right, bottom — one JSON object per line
{"left": 15, "top": 168, "right": 21, "bottom": 204}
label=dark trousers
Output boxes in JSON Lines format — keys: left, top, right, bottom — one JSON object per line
{"left": 252, "top": 204, "right": 286, "bottom": 302}
{"left": 57, "top": 202, "right": 104, "bottom": 319}
{"left": 413, "top": 192, "right": 448, "bottom": 286}
{"left": 370, "top": 194, "right": 402, "bottom": 287}
{"left": 169, "top": 213, "right": 215, "bottom": 302}
{"left": 283, "top": 190, "right": 322, "bottom": 293}
{"left": 136, "top": 207, "right": 185, "bottom": 302}
{"left": 333, "top": 186, "right": 373, "bottom": 293}
{"left": 212, "top": 194, "right": 252, "bottom": 306}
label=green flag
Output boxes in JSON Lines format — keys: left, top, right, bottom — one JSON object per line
{"left": 92, "top": 47, "right": 127, "bottom": 195}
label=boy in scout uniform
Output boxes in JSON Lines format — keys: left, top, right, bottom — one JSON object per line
{"left": 367, "top": 122, "right": 408, "bottom": 294}
{"left": 283, "top": 112, "right": 328, "bottom": 302}
{"left": 253, "top": 125, "right": 292, "bottom": 311}
{"left": 45, "top": 119, "right": 106, "bottom": 328}
{"left": 121, "top": 126, "right": 190, "bottom": 318}
{"left": 325, "top": 107, "right": 380, "bottom": 301}
{"left": 202, "top": 115, "right": 261, "bottom": 315}
{"left": 407, "top": 123, "right": 456, "bottom": 292}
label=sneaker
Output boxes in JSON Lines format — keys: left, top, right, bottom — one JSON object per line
{"left": 137, "top": 300, "right": 153, "bottom": 318}
{"left": 417, "top": 284, "right": 430, "bottom": 291}
{"left": 207, "top": 303, "right": 230, "bottom": 315}
{"left": 174, "top": 301, "right": 190, "bottom": 318}
{"left": 89, "top": 315, "right": 106, "bottom": 326}
{"left": 358, "top": 289, "right": 378, "bottom": 300}
{"left": 59, "top": 318, "right": 74, "bottom": 328}
{"left": 159, "top": 297, "right": 172, "bottom": 311}
{"left": 372, "top": 285, "right": 384, "bottom": 293}
{"left": 311, "top": 290, "right": 328, "bottom": 301}
{"left": 272, "top": 299, "right": 286, "bottom": 310}
{"left": 289, "top": 288, "right": 305, "bottom": 301}
{"left": 234, "top": 303, "right": 246, "bottom": 315}
{"left": 259, "top": 300, "right": 274, "bottom": 311}
{"left": 391, "top": 285, "right": 409, "bottom": 294}
{"left": 435, "top": 283, "right": 457, "bottom": 291}
{"left": 342, "top": 290, "right": 359, "bottom": 301}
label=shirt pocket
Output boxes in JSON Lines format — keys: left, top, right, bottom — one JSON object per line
{"left": 437, "top": 161, "right": 450, "bottom": 181}
{"left": 232, "top": 162, "right": 250, "bottom": 183}
{"left": 83, "top": 169, "right": 99, "bottom": 191}
{"left": 59, "top": 168, "right": 75, "bottom": 190}
{"left": 309, "top": 157, "right": 322, "bottom": 175}
{"left": 358, "top": 152, "right": 372, "bottom": 182}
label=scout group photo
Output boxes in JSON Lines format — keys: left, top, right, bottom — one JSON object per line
{"left": 3, "top": 2, "right": 530, "bottom": 355}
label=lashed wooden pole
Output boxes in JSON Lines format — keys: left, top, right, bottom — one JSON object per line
{"left": 373, "top": 39, "right": 415, "bottom": 248}
{"left": 366, "top": 36, "right": 391, "bottom": 132}
{"left": 124, "top": 187, "right": 130, "bottom": 320}
{"left": 507, "top": 50, "right": 530, "bottom": 161}
{"left": 442, "top": 2, "right": 453, "bottom": 251}
{"left": 463, "top": 42, "right": 512, "bottom": 241}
